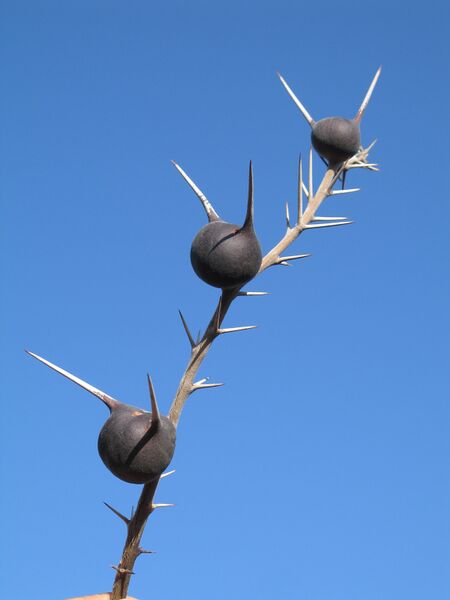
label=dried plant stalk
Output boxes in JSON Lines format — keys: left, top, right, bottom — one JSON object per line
{"left": 110, "top": 146, "right": 377, "bottom": 599}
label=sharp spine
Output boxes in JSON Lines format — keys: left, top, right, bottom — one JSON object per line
{"left": 178, "top": 310, "right": 195, "bottom": 348}
{"left": 171, "top": 160, "right": 220, "bottom": 222}
{"left": 277, "top": 72, "right": 315, "bottom": 126}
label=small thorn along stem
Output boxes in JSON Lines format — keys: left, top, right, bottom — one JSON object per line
{"left": 330, "top": 188, "right": 360, "bottom": 196}
{"left": 160, "top": 469, "right": 176, "bottom": 479}
{"left": 297, "top": 155, "right": 303, "bottom": 225}
{"left": 285, "top": 201, "right": 291, "bottom": 229}
{"left": 308, "top": 147, "right": 313, "bottom": 202}
{"left": 237, "top": 291, "right": 269, "bottom": 296}
{"left": 178, "top": 310, "right": 196, "bottom": 348}
{"left": 104, "top": 502, "right": 130, "bottom": 525}
{"left": 171, "top": 160, "right": 220, "bottom": 222}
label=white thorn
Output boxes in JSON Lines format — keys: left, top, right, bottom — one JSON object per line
{"left": 312, "top": 216, "right": 348, "bottom": 221}
{"left": 171, "top": 161, "right": 220, "bottom": 222}
{"left": 237, "top": 291, "right": 269, "bottom": 296}
{"left": 277, "top": 72, "right": 314, "bottom": 126}
{"left": 355, "top": 66, "right": 382, "bottom": 123}
{"left": 160, "top": 470, "right": 176, "bottom": 479}
{"left": 25, "top": 350, "right": 119, "bottom": 410}
{"left": 217, "top": 325, "right": 257, "bottom": 334}
{"left": 152, "top": 503, "right": 175, "bottom": 509}
{"left": 193, "top": 381, "right": 224, "bottom": 390}
{"left": 308, "top": 146, "right": 313, "bottom": 201}
{"left": 302, "top": 181, "right": 310, "bottom": 198}
{"left": 285, "top": 201, "right": 291, "bottom": 229}
{"left": 330, "top": 188, "right": 360, "bottom": 196}
{"left": 278, "top": 253, "right": 311, "bottom": 262}
{"left": 305, "top": 221, "right": 354, "bottom": 229}
{"left": 297, "top": 155, "right": 303, "bottom": 225}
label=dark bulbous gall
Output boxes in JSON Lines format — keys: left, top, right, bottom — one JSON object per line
{"left": 191, "top": 220, "right": 262, "bottom": 289}
{"left": 311, "top": 117, "right": 360, "bottom": 166}
{"left": 98, "top": 405, "right": 176, "bottom": 484}
{"left": 26, "top": 351, "right": 177, "bottom": 486}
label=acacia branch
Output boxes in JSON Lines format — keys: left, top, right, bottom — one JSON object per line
{"left": 110, "top": 145, "right": 375, "bottom": 598}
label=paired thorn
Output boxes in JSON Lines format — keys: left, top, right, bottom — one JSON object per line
{"left": 192, "top": 377, "right": 224, "bottom": 390}
{"left": 178, "top": 310, "right": 196, "bottom": 348}
{"left": 138, "top": 547, "right": 155, "bottom": 555}
{"left": 160, "top": 469, "right": 176, "bottom": 479}
{"left": 104, "top": 502, "right": 130, "bottom": 525}
{"left": 25, "top": 350, "right": 119, "bottom": 411}
{"left": 242, "top": 161, "right": 255, "bottom": 231}
{"left": 277, "top": 72, "right": 314, "bottom": 126}
{"left": 330, "top": 188, "right": 360, "bottom": 196}
{"left": 152, "top": 503, "right": 175, "bottom": 510}
{"left": 171, "top": 161, "right": 220, "bottom": 222}
{"left": 147, "top": 374, "right": 161, "bottom": 428}
{"left": 297, "top": 154, "right": 303, "bottom": 225}
{"left": 308, "top": 146, "right": 314, "bottom": 201}
{"left": 305, "top": 220, "right": 354, "bottom": 229}
{"left": 355, "top": 66, "right": 382, "bottom": 124}
{"left": 312, "top": 216, "right": 348, "bottom": 222}
{"left": 217, "top": 325, "right": 257, "bottom": 335}
{"left": 285, "top": 201, "right": 291, "bottom": 230}
{"left": 237, "top": 291, "right": 269, "bottom": 296}
{"left": 277, "top": 254, "right": 311, "bottom": 265}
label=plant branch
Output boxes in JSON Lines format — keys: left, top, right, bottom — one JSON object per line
{"left": 110, "top": 145, "right": 375, "bottom": 598}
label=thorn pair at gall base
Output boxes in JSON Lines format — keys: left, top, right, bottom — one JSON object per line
{"left": 25, "top": 350, "right": 177, "bottom": 483}
{"left": 277, "top": 67, "right": 381, "bottom": 167}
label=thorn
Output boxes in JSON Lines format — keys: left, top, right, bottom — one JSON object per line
{"left": 171, "top": 160, "right": 220, "bottom": 222}
{"left": 242, "top": 160, "right": 255, "bottom": 230}
{"left": 147, "top": 374, "right": 161, "bottom": 428}
{"left": 277, "top": 253, "right": 311, "bottom": 263}
{"left": 217, "top": 325, "right": 257, "bottom": 335}
{"left": 277, "top": 72, "right": 314, "bottom": 126}
{"left": 301, "top": 180, "right": 309, "bottom": 199}
{"left": 280, "top": 261, "right": 291, "bottom": 266}
{"left": 297, "top": 154, "right": 303, "bottom": 225}
{"left": 305, "top": 221, "right": 354, "bottom": 229}
{"left": 330, "top": 188, "right": 360, "bottom": 196}
{"left": 192, "top": 377, "right": 224, "bottom": 390}
{"left": 237, "top": 291, "right": 269, "bottom": 296}
{"left": 308, "top": 146, "right": 314, "bottom": 201}
{"left": 25, "top": 350, "right": 119, "bottom": 411}
{"left": 138, "top": 547, "right": 155, "bottom": 555}
{"left": 312, "top": 216, "right": 348, "bottom": 221}
{"left": 152, "top": 503, "right": 175, "bottom": 509}
{"left": 112, "top": 565, "right": 135, "bottom": 575}
{"left": 104, "top": 502, "right": 130, "bottom": 525}
{"left": 355, "top": 66, "right": 382, "bottom": 123}
{"left": 214, "top": 295, "right": 223, "bottom": 333}
{"left": 160, "top": 469, "right": 176, "bottom": 479}
{"left": 178, "top": 310, "right": 195, "bottom": 348}
{"left": 285, "top": 201, "right": 291, "bottom": 229}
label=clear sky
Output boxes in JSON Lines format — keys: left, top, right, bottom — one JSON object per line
{"left": 1, "top": 1, "right": 449, "bottom": 599}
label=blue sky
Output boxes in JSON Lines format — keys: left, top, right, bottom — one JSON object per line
{"left": 1, "top": 1, "right": 449, "bottom": 599}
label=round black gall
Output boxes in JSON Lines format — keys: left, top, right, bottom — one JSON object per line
{"left": 311, "top": 117, "right": 360, "bottom": 165}
{"left": 190, "top": 220, "right": 262, "bottom": 289}
{"left": 97, "top": 405, "right": 176, "bottom": 484}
